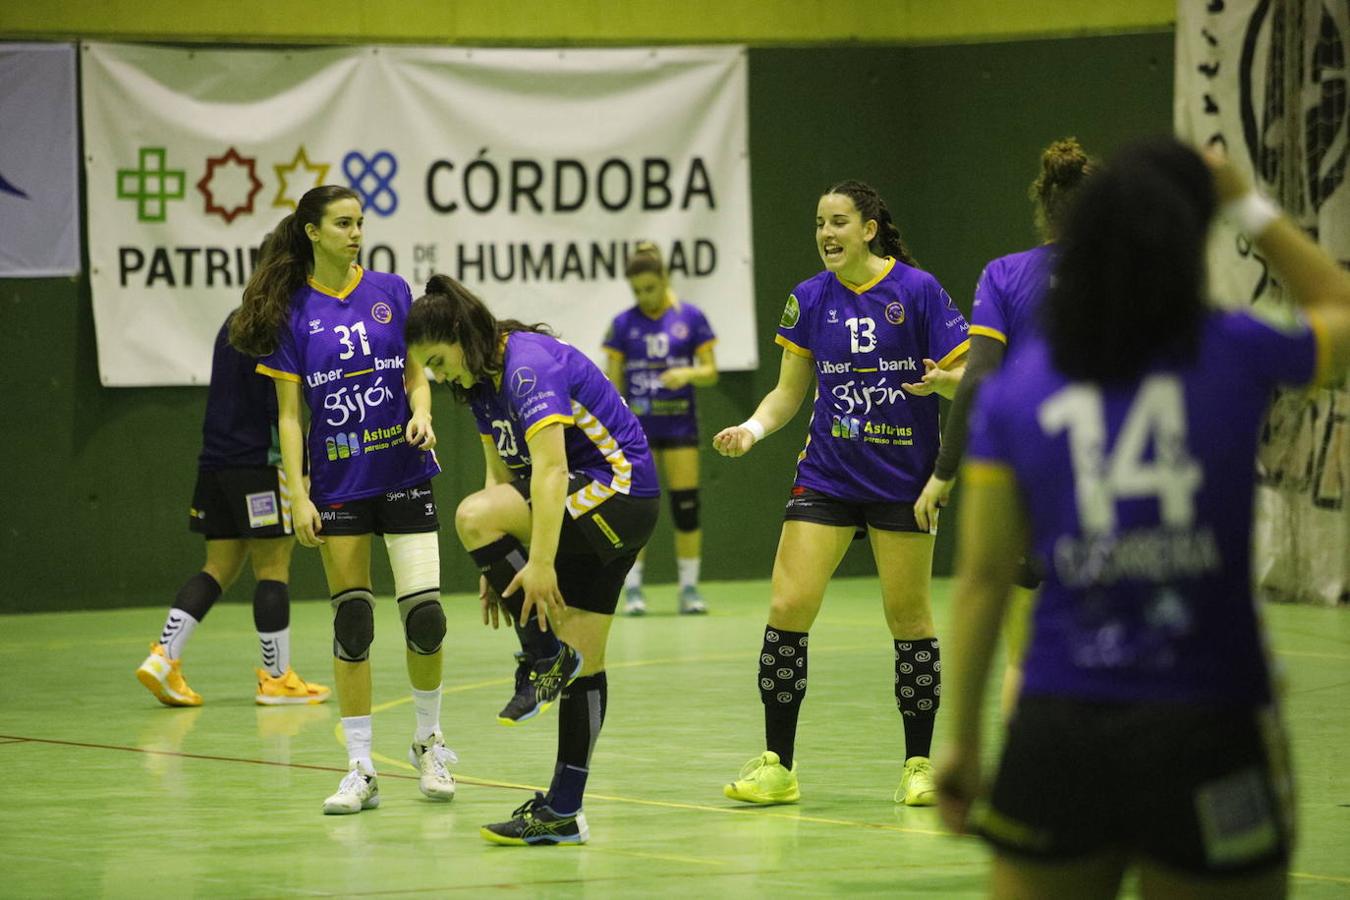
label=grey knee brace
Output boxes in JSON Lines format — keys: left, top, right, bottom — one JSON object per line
{"left": 332, "top": 588, "right": 375, "bottom": 662}
{"left": 670, "top": 488, "right": 700, "bottom": 532}
{"left": 399, "top": 590, "right": 446, "bottom": 655}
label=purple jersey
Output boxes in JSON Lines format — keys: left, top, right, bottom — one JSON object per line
{"left": 968, "top": 310, "right": 1324, "bottom": 705}
{"left": 257, "top": 267, "right": 439, "bottom": 504}
{"left": 470, "top": 331, "right": 659, "bottom": 517}
{"left": 775, "top": 258, "right": 970, "bottom": 503}
{"left": 603, "top": 301, "right": 716, "bottom": 443}
{"left": 970, "top": 244, "right": 1055, "bottom": 351}
{"left": 199, "top": 312, "right": 279, "bottom": 471}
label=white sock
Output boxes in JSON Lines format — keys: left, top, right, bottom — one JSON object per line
{"left": 258, "top": 628, "right": 290, "bottom": 678}
{"left": 158, "top": 609, "right": 200, "bottom": 660}
{"left": 677, "top": 558, "right": 701, "bottom": 590}
{"left": 412, "top": 685, "right": 442, "bottom": 742}
{"left": 624, "top": 561, "right": 644, "bottom": 590}
{"left": 341, "top": 715, "right": 374, "bottom": 770}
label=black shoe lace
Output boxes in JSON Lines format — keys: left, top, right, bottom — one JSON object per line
{"left": 510, "top": 791, "right": 546, "bottom": 819}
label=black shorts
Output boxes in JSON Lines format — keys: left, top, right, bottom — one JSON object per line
{"left": 976, "top": 696, "right": 1294, "bottom": 876}
{"left": 316, "top": 482, "right": 439, "bottom": 536}
{"left": 782, "top": 485, "right": 922, "bottom": 537}
{"left": 189, "top": 466, "right": 292, "bottom": 540}
{"left": 511, "top": 474, "right": 660, "bottom": 615}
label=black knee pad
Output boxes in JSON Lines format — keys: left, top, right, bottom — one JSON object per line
{"left": 399, "top": 590, "right": 446, "bottom": 655}
{"left": 670, "top": 489, "right": 700, "bottom": 533}
{"left": 332, "top": 589, "right": 375, "bottom": 662}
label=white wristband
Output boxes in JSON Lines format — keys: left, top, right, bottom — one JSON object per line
{"left": 740, "top": 418, "right": 766, "bottom": 443}
{"left": 1224, "top": 191, "right": 1280, "bottom": 238}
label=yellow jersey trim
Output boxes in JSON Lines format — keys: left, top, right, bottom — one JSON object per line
{"left": 935, "top": 338, "right": 971, "bottom": 370}
{"left": 523, "top": 414, "right": 574, "bottom": 443}
{"left": 963, "top": 459, "right": 1015, "bottom": 487}
{"left": 256, "top": 363, "right": 301, "bottom": 383}
{"left": 307, "top": 264, "right": 364, "bottom": 299}
{"left": 694, "top": 338, "right": 718, "bottom": 353}
{"left": 969, "top": 324, "right": 1008, "bottom": 344}
{"left": 603, "top": 347, "right": 625, "bottom": 358}
{"left": 837, "top": 257, "right": 896, "bottom": 295}
{"left": 775, "top": 334, "right": 813, "bottom": 360}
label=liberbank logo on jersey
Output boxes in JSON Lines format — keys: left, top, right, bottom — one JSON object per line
{"left": 818, "top": 358, "right": 918, "bottom": 375}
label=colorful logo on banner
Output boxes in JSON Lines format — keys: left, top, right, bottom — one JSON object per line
{"left": 273, "top": 146, "right": 330, "bottom": 210}
{"left": 117, "top": 147, "right": 187, "bottom": 223}
{"left": 343, "top": 151, "right": 399, "bottom": 216}
{"left": 113, "top": 146, "right": 388, "bottom": 222}
{"left": 196, "top": 147, "right": 263, "bottom": 224}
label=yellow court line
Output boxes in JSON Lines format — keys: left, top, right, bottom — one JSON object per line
{"left": 580, "top": 846, "right": 729, "bottom": 867}
{"left": 1291, "top": 871, "right": 1350, "bottom": 886}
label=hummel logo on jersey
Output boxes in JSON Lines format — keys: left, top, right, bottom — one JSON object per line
{"left": 309, "top": 319, "right": 324, "bottom": 334}
{"left": 827, "top": 309, "right": 839, "bottom": 323}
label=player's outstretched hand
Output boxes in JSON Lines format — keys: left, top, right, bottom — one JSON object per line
{"left": 294, "top": 496, "right": 325, "bottom": 547}
{"left": 1201, "top": 142, "right": 1251, "bottom": 204}
{"left": 936, "top": 743, "right": 981, "bottom": 835}
{"left": 407, "top": 410, "right": 436, "bottom": 450}
{"left": 508, "top": 561, "right": 566, "bottom": 630}
{"left": 480, "top": 575, "right": 513, "bottom": 629}
{"left": 713, "top": 425, "right": 757, "bottom": 458}
{"left": 913, "top": 473, "right": 953, "bottom": 533}
{"left": 902, "top": 359, "right": 961, "bottom": 399}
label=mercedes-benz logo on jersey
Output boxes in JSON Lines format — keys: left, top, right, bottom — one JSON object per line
{"left": 510, "top": 367, "right": 538, "bottom": 397}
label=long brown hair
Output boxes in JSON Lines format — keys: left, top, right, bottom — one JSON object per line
{"left": 230, "top": 185, "right": 361, "bottom": 356}
{"left": 405, "top": 274, "right": 554, "bottom": 403}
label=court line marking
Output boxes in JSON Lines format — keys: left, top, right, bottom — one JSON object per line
{"left": 4, "top": 732, "right": 1346, "bottom": 886}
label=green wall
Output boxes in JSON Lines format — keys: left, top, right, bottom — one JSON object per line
{"left": 0, "top": 32, "right": 1173, "bottom": 612}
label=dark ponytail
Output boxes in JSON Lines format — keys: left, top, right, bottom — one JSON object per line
{"left": 230, "top": 185, "right": 360, "bottom": 357}
{"left": 406, "top": 273, "right": 554, "bottom": 403}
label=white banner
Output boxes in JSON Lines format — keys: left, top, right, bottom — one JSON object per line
{"left": 81, "top": 43, "right": 756, "bottom": 386}
{"left": 0, "top": 43, "right": 80, "bottom": 277}
{"left": 1175, "top": 0, "right": 1350, "bottom": 606}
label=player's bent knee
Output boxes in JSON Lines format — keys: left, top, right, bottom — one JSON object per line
{"left": 399, "top": 591, "right": 446, "bottom": 655}
{"left": 670, "top": 488, "right": 700, "bottom": 532}
{"left": 332, "top": 589, "right": 375, "bottom": 662}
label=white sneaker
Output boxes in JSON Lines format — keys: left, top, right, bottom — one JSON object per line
{"left": 624, "top": 586, "right": 647, "bottom": 616}
{"left": 323, "top": 762, "right": 379, "bottom": 814}
{"left": 409, "top": 732, "right": 457, "bottom": 801}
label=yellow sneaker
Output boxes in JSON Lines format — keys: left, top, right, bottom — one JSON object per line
{"left": 136, "top": 643, "right": 203, "bottom": 707}
{"left": 896, "top": 755, "right": 937, "bottom": 806}
{"left": 255, "top": 667, "right": 331, "bottom": 706}
{"left": 724, "top": 751, "right": 799, "bottom": 805}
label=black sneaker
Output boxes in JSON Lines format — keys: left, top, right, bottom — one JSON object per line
{"left": 480, "top": 792, "right": 589, "bottom": 845}
{"left": 530, "top": 643, "right": 584, "bottom": 716}
{"left": 496, "top": 652, "right": 537, "bottom": 726}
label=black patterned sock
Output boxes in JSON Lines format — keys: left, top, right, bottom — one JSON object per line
{"left": 895, "top": 637, "right": 941, "bottom": 759}
{"left": 759, "top": 626, "right": 809, "bottom": 770}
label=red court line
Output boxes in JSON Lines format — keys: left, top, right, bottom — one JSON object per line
{"left": 0, "top": 733, "right": 424, "bottom": 780}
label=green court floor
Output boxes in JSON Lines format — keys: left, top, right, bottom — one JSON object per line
{"left": 2, "top": 578, "right": 1348, "bottom": 897}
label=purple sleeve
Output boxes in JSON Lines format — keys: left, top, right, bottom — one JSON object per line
{"left": 602, "top": 313, "right": 625, "bottom": 355}
{"left": 1230, "top": 312, "right": 1319, "bottom": 388}
{"left": 505, "top": 346, "right": 574, "bottom": 441}
{"left": 775, "top": 284, "right": 813, "bottom": 358}
{"left": 692, "top": 307, "right": 716, "bottom": 347}
{"left": 970, "top": 263, "right": 1008, "bottom": 338}
{"left": 257, "top": 314, "right": 300, "bottom": 378}
{"left": 926, "top": 277, "right": 971, "bottom": 365}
